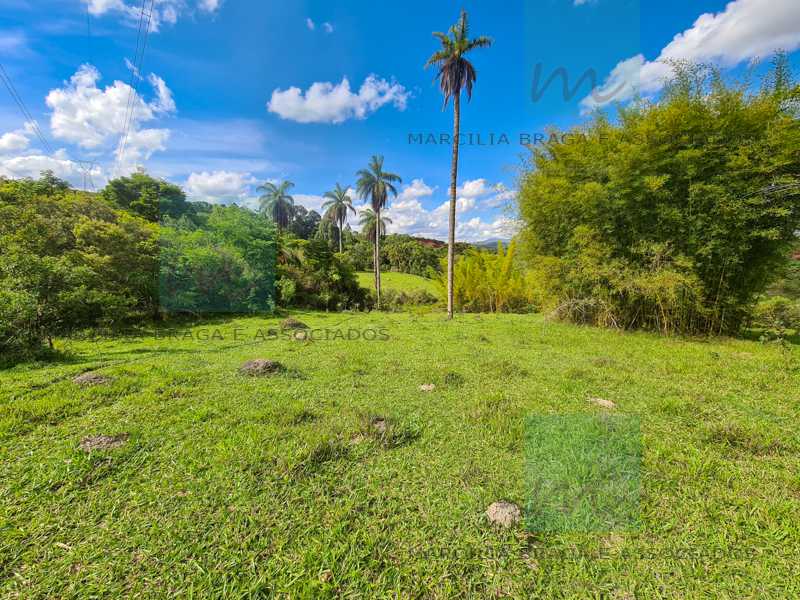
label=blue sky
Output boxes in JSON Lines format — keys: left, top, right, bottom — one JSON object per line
{"left": 1, "top": 0, "right": 799, "bottom": 241}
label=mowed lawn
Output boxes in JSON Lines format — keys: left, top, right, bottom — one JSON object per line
{"left": 1, "top": 312, "right": 799, "bottom": 598}
{"left": 356, "top": 271, "right": 439, "bottom": 296}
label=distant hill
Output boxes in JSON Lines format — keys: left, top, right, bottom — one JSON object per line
{"left": 410, "top": 236, "right": 446, "bottom": 249}
{"left": 473, "top": 238, "right": 510, "bottom": 249}
{"left": 405, "top": 236, "right": 510, "bottom": 250}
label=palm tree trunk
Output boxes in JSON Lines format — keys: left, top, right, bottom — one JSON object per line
{"left": 375, "top": 208, "right": 382, "bottom": 309}
{"left": 339, "top": 217, "right": 343, "bottom": 253}
{"left": 447, "top": 93, "right": 461, "bottom": 320}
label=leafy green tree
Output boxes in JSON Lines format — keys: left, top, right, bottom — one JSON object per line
{"left": 322, "top": 183, "right": 356, "bottom": 252}
{"left": 426, "top": 9, "right": 492, "bottom": 319}
{"left": 341, "top": 235, "right": 375, "bottom": 271}
{"left": 31, "top": 170, "right": 71, "bottom": 195}
{"left": 288, "top": 204, "right": 321, "bottom": 239}
{"left": 159, "top": 205, "right": 277, "bottom": 314}
{"left": 355, "top": 156, "right": 401, "bottom": 307}
{"left": 258, "top": 180, "right": 295, "bottom": 232}
{"left": 103, "top": 171, "right": 194, "bottom": 223}
{"left": 382, "top": 235, "right": 443, "bottom": 277}
{"left": 275, "top": 237, "right": 367, "bottom": 310}
{"left": 517, "top": 60, "right": 800, "bottom": 334}
{"left": 0, "top": 176, "right": 158, "bottom": 359}
{"left": 314, "top": 217, "right": 339, "bottom": 251}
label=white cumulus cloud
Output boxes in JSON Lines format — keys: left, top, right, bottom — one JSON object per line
{"left": 186, "top": 170, "right": 256, "bottom": 204}
{"left": 84, "top": 0, "right": 221, "bottom": 31}
{"left": 581, "top": 0, "right": 800, "bottom": 113}
{"left": 381, "top": 178, "right": 517, "bottom": 242}
{"left": 0, "top": 149, "right": 103, "bottom": 188}
{"left": 45, "top": 64, "right": 175, "bottom": 169}
{"left": 457, "top": 178, "right": 493, "bottom": 199}
{"left": 0, "top": 131, "right": 30, "bottom": 154}
{"left": 267, "top": 75, "right": 409, "bottom": 124}
{"left": 198, "top": 0, "right": 221, "bottom": 13}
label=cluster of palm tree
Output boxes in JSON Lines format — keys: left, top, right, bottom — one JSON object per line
{"left": 257, "top": 154, "right": 401, "bottom": 309}
{"left": 260, "top": 9, "right": 490, "bottom": 317}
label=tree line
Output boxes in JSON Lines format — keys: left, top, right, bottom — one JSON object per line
{"left": 515, "top": 56, "right": 800, "bottom": 335}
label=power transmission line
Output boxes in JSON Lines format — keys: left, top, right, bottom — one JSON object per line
{"left": 114, "top": 0, "right": 155, "bottom": 177}
{"left": 0, "top": 63, "right": 54, "bottom": 154}
{"left": 741, "top": 180, "right": 800, "bottom": 201}
{"left": 86, "top": 3, "right": 92, "bottom": 64}
{"left": 76, "top": 159, "right": 98, "bottom": 192}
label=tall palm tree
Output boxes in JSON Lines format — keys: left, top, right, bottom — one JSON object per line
{"left": 322, "top": 183, "right": 356, "bottom": 253}
{"left": 355, "top": 155, "right": 401, "bottom": 307}
{"left": 258, "top": 180, "right": 295, "bottom": 232}
{"left": 359, "top": 208, "right": 392, "bottom": 244}
{"left": 425, "top": 10, "right": 492, "bottom": 319}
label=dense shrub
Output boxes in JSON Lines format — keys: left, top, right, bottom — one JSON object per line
{"left": 767, "top": 248, "right": 800, "bottom": 300}
{"left": 517, "top": 59, "right": 800, "bottom": 334}
{"left": 277, "top": 237, "right": 368, "bottom": 310}
{"left": 752, "top": 296, "right": 800, "bottom": 337}
{"left": 102, "top": 171, "right": 209, "bottom": 224}
{"left": 437, "top": 241, "right": 532, "bottom": 313}
{"left": 381, "top": 236, "right": 443, "bottom": 277}
{"left": 342, "top": 234, "right": 445, "bottom": 276}
{"left": 159, "top": 205, "right": 277, "bottom": 314}
{"left": 0, "top": 176, "right": 159, "bottom": 357}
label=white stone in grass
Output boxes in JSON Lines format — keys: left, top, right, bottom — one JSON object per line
{"left": 589, "top": 397, "right": 616, "bottom": 409}
{"left": 419, "top": 383, "right": 436, "bottom": 392}
{"left": 485, "top": 501, "right": 522, "bottom": 527}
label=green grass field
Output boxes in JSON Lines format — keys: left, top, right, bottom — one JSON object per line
{"left": 356, "top": 271, "right": 439, "bottom": 296}
{"left": 1, "top": 312, "right": 799, "bottom": 598}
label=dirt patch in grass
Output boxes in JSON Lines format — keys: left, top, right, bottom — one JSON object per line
{"left": 281, "top": 318, "right": 309, "bottom": 330}
{"left": 73, "top": 372, "right": 114, "bottom": 386}
{"left": 589, "top": 397, "right": 616, "bottom": 410}
{"left": 79, "top": 434, "right": 128, "bottom": 452}
{"left": 486, "top": 501, "right": 522, "bottom": 527}
{"left": 419, "top": 383, "right": 436, "bottom": 392}
{"left": 239, "top": 359, "right": 285, "bottom": 376}
{"left": 371, "top": 416, "right": 387, "bottom": 434}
